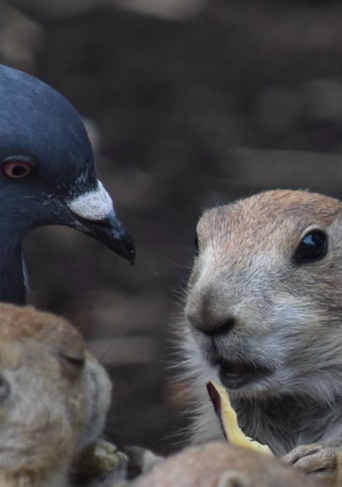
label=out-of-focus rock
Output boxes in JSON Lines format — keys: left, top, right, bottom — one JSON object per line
{"left": 0, "top": 3, "right": 43, "bottom": 72}
{"left": 227, "top": 148, "right": 342, "bottom": 194}
{"left": 79, "top": 289, "right": 168, "bottom": 337}
{"left": 7, "top": 0, "right": 106, "bottom": 18}
{"left": 301, "top": 78, "right": 342, "bottom": 123}
{"left": 82, "top": 117, "right": 102, "bottom": 155}
{"left": 253, "top": 86, "right": 300, "bottom": 134}
{"left": 112, "top": 0, "right": 206, "bottom": 20}
{"left": 101, "top": 167, "right": 161, "bottom": 210}
{"left": 8, "top": 0, "right": 206, "bottom": 19}
{"left": 88, "top": 336, "right": 159, "bottom": 366}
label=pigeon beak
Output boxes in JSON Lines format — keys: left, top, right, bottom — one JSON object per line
{"left": 80, "top": 213, "right": 135, "bottom": 264}
{"left": 65, "top": 181, "right": 135, "bottom": 264}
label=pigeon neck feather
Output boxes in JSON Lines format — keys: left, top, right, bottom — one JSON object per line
{"left": 0, "top": 237, "right": 25, "bottom": 304}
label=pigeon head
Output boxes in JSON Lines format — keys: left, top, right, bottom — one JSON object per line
{"left": 0, "top": 65, "right": 135, "bottom": 304}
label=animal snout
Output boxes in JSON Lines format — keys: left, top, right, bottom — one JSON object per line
{"left": 193, "top": 316, "right": 236, "bottom": 337}
{"left": 185, "top": 289, "right": 236, "bottom": 336}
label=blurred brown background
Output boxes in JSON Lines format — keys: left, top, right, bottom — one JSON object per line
{"left": 2, "top": 0, "right": 342, "bottom": 455}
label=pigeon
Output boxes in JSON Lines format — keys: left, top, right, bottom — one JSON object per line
{"left": 0, "top": 64, "right": 135, "bottom": 305}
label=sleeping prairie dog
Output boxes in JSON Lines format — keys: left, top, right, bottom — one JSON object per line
{"left": 182, "top": 190, "right": 342, "bottom": 485}
{"left": 0, "top": 303, "right": 112, "bottom": 487}
{"left": 118, "top": 442, "right": 315, "bottom": 487}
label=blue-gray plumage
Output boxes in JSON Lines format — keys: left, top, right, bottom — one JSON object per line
{"left": 0, "top": 64, "right": 135, "bottom": 305}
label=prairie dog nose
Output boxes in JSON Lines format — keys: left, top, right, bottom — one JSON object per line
{"left": 185, "top": 288, "right": 236, "bottom": 335}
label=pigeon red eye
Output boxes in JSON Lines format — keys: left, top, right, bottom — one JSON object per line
{"left": 1, "top": 160, "right": 34, "bottom": 179}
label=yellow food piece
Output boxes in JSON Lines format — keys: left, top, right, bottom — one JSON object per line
{"left": 209, "top": 380, "right": 273, "bottom": 456}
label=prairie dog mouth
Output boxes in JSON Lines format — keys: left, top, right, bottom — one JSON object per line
{"left": 216, "top": 358, "right": 273, "bottom": 390}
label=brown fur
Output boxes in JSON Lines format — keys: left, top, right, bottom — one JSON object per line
{"left": 181, "top": 190, "right": 342, "bottom": 485}
{"left": 0, "top": 303, "right": 112, "bottom": 487}
{"left": 124, "top": 442, "right": 316, "bottom": 487}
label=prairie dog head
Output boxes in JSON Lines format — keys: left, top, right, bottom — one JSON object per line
{"left": 130, "top": 442, "right": 315, "bottom": 487}
{"left": 0, "top": 304, "right": 111, "bottom": 485}
{"left": 184, "top": 190, "right": 342, "bottom": 403}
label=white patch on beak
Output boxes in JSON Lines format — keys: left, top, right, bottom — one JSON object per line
{"left": 66, "top": 180, "right": 115, "bottom": 221}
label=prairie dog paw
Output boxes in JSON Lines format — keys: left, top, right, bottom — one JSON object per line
{"left": 283, "top": 444, "right": 339, "bottom": 485}
{"left": 75, "top": 439, "right": 128, "bottom": 478}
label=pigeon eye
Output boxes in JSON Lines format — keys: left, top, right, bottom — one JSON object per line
{"left": 293, "top": 229, "right": 328, "bottom": 264}
{"left": 1, "top": 160, "right": 35, "bottom": 179}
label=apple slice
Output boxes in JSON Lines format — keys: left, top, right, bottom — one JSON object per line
{"left": 206, "top": 380, "right": 273, "bottom": 456}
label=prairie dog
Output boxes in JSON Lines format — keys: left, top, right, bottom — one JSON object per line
{"left": 0, "top": 303, "right": 111, "bottom": 487}
{"left": 123, "top": 442, "right": 316, "bottom": 487}
{"left": 182, "top": 190, "right": 342, "bottom": 485}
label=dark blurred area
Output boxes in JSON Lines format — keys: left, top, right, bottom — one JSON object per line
{"left": 2, "top": 0, "right": 342, "bottom": 454}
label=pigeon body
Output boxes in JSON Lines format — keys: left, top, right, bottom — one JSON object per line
{"left": 0, "top": 64, "right": 134, "bottom": 304}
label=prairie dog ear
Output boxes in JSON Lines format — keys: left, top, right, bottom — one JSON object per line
{"left": 215, "top": 471, "right": 251, "bottom": 487}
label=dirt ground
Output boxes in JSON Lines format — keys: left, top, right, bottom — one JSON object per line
{"left": 4, "top": 0, "right": 342, "bottom": 455}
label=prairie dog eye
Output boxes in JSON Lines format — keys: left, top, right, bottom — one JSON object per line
{"left": 64, "top": 356, "right": 85, "bottom": 369}
{"left": 60, "top": 346, "right": 85, "bottom": 379}
{"left": 293, "top": 229, "right": 328, "bottom": 264}
{"left": 1, "top": 159, "right": 35, "bottom": 179}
